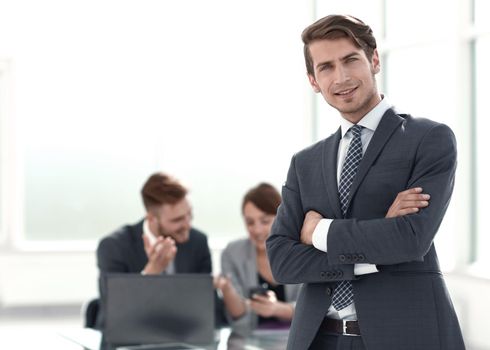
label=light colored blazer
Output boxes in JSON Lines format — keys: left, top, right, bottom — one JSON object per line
{"left": 221, "top": 238, "right": 301, "bottom": 335}
{"left": 267, "top": 109, "right": 466, "bottom": 350}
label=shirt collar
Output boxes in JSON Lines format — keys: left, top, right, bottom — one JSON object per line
{"left": 143, "top": 218, "right": 157, "bottom": 246}
{"left": 340, "top": 95, "right": 392, "bottom": 138}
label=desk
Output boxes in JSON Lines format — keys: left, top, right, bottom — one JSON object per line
{"left": 60, "top": 327, "right": 289, "bottom": 350}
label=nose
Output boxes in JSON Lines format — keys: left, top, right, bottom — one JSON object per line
{"left": 251, "top": 223, "right": 267, "bottom": 237}
{"left": 333, "top": 64, "right": 349, "bottom": 84}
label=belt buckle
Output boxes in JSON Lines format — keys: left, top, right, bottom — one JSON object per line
{"left": 342, "top": 320, "right": 359, "bottom": 337}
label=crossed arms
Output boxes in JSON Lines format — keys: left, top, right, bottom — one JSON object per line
{"left": 266, "top": 123, "right": 456, "bottom": 285}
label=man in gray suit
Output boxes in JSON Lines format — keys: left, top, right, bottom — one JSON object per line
{"left": 266, "top": 15, "right": 465, "bottom": 350}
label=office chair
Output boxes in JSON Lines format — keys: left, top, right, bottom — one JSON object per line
{"left": 82, "top": 297, "right": 100, "bottom": 329}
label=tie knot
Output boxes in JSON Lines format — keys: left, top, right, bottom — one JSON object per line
{"left": 350, "top": 124, "right": 363, "bottom": 138}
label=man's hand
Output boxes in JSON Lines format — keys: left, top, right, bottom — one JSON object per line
{"left": 300, "top": 210, "right": 323, "bottom": 245}
{"left": 142, "top": 234, "right": 177, "bottom": 275}
{"left": 386, "top": 187, "right": 430, "bottom": 218}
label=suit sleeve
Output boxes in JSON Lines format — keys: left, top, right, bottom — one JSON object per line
{"left": 327, "top": 123, "right": 456, "bottom": 266}
{"left": 266, "top": 154, "right": 355, "bottom": 284}
{"left": 97, "top": 236, "right": 129, "bottom": 273}
{"left": 220, "top": 244, "right": 256, "bottom": 333}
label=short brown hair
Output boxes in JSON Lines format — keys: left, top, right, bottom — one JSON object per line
{"left": 302, "top": 14, "right": 377, "bottom": 76}
{"left": 141, "top": 172, "right": 187, "bottom": 210}
{"left": 242, "top": 183, "right": 281, "bottom": 216}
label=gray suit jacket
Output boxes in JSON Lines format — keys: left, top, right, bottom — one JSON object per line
{"left": 267, "top": 109, "right": 465, "bottom": 350}
{"left": 221, "top": 238, "right": 301, "bottom": 334}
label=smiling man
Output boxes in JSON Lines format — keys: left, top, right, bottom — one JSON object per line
{"left": 95, "top": 172, "right": 212, "bottom": 328}
{"left": 266, "top": 15, "right": 466, "bottom": 350}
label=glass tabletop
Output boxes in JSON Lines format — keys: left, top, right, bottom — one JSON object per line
{"left": 59, "top": 327, "right": 289, "bottom": 350}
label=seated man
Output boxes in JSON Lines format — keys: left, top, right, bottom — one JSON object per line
{"left": 95, "top": 172, "right": 212, "bottom": 329}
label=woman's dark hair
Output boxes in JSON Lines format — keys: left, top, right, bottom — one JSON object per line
{"left": 242, "top": 183, "right": 281, "bottom": 215}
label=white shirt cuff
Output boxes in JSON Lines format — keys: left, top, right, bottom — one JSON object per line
{"left": 312, "top": 218, "right": 332, "bottom": 252}
{"left": 354, "top": 263, "right": 378, "bottom": 275}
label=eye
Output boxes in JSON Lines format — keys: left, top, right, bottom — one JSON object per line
{"left": 319, "top": 65, "right": 331, "bottom": 72}
{"left": 260, "top": 217, "right": 273, "bottom": 225}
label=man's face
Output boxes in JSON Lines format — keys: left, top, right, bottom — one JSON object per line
{"left": 150, "top": 198, "right": 192, "bottom": 244}
{"left": 307, "top": 37, "right": 381, "bottom": 124}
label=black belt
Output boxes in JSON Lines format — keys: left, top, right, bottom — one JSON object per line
{"left": 321, "top": 318, "right": 361, "bottom": 336}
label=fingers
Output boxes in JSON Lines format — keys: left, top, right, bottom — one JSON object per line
{"left": 213, "top": 275, "right": 230, "bottom": 290}
{"left": 148, "top": 237, "right": 176, "bottom": 264}
{"left": 386, "top": 187, "right": 431, "bottom": 218}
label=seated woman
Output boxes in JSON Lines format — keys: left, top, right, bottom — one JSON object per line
{"left": 215, "top": 183, "right": 301, "bottom": 334}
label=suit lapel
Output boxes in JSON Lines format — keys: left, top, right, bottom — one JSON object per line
{"left": 322, "top": 128, "right": 343, "bottom": 219}
{"left": 346, "top": 109, "right": 405, "bottom": 213}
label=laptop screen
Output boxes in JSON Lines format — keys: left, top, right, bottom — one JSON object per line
{"left": 103, "top": 273, "right": 215, "bottom": 347}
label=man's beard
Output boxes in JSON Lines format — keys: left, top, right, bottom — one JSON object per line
{"left": 157, "top": 224, "right": 189, "bottom": 243}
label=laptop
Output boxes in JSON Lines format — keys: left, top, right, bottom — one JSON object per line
{"left": 103, "top": 273, "right": 215, "bottom": 347}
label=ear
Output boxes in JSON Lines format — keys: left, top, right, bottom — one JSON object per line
{"left": 307, "top": 74, "right": 321, "bottom": 93}
{"left": 372, "top": 49, "right": 381, "bottom": 74}
{"left": 146, "top": 211, "right": 156, "bottom": 223}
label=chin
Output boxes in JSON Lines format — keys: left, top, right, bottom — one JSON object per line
{"left": 176, "top": 233, "right": 190, "bottom": 244}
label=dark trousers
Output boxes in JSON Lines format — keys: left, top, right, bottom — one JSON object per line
{"left": 309, "top": 330, "right": 366, "bottom": 350}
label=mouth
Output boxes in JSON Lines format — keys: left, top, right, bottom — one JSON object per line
{"left": 334, "top": 86, "right": 357, "bottom": 98}
{"left": 254, "top": 236, "right": 267, "bottom": 243}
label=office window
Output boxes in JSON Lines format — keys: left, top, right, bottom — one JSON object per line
{"left": 474, "top": 0, "right": 490, "bottom": 28}
{"left": 1, "top": 0, "right": 312, "bottom": 246}
{"left": 0, "top": 63, "right": 4, "bottom": 243}
{"left": 315, "top": 0, "right": 383, "bottom": 39}
{"left": 385, "top": 44, "right": 459, "bottom": 126}
{"left": 384, "top": 44, "right": 459, "bottom": 271}
{"left": 475, "top": 37, "right": 490, "bottom": 266}
{"left": 385, "top": 0, "right": 457, "bottom": 42}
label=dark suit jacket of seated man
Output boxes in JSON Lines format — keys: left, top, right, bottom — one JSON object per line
{"left": 95, "top": 172, "right": 212, "bottom": 329}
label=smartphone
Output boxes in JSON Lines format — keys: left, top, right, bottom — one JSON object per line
{"left": 248, "top": 286, "right": 269, "bottom": 298}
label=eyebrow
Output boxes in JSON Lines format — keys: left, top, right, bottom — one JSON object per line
{"left": 315, "top": 51, "right": 361, "bottom": 70}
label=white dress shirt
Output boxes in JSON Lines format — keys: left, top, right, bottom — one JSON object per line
{"left": 311, "top": 96, "right": 392, "bottom": 320}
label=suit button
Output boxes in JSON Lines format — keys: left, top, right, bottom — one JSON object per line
{"left": 320, "top": 271, "right": 326, "bottom": 278}
{"left": 346, "top": 254, "right": 352, "bottom": 262}
{"left": 326, "top": 287, "right": 332, "bottom": 296}
{"left": 352, "top": 255, "right": 359, "bottom": 262}
{"left": 339, "top": 254, "right": 346, "bottom": 262}
{"left": 337, "top": 270, "right": 343, "bottom": 278}
{"left": 326, "top": 271, "right": 333, "bottom": 279}
{"left": 358, "top": 254, "right": 365, "bottom": 262}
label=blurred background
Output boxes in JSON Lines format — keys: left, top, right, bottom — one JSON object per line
{"left": 0, "top": 0, "right": 489, "bottom": 349}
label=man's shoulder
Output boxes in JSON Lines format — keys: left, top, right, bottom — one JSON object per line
{"left": 97, "top": 220, "right": 143, "bottom": 249}
{"left": 395, "top": 111, "right": 452, "bottom": 133}
{"left": 294, "top": 131, "right": 338, "bottom": 161}
{"left": 188, "top": 227, "right": 209, "bottom": 243}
